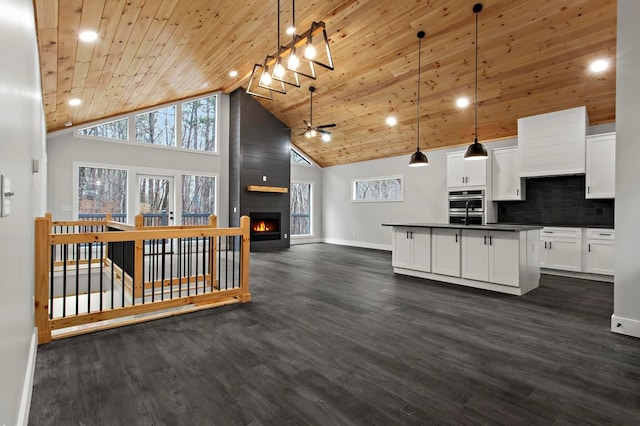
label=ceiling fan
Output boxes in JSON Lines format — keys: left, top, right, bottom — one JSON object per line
{"left": 300, "top": 86, "right": 336, "bottom": 142}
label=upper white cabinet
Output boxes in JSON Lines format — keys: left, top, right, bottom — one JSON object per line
{"left": 518, "top": 106, "right": 588, "bottom": 178}
{"left": 586, "top": 132, "right": 616, "bottom": 199}
{"left": 447, "top": 151, "right": 487, "bottom": 188}
{"left": 491, "top": 146, "right": 525, "bottom": 200}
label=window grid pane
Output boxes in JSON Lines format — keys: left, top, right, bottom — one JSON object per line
{"left": 182, "top": 96, "right": 216, "bottom": 152}
{"left": 182, "top": 175, "right": 216, "bottom": 225}
{"left": 135, "top": 106, "right": 176, "bottom": 146}
{"left": 78, "top": 167, "right": 128, "bottom": 221}
{"left": 291, "top": 182, "right": 311, "bottom": 235}
{"left": 78, "top": 118, "right": 128, "bottom": 140}
{"left": 353, "top": 177, "right": 402, "bottom": 201}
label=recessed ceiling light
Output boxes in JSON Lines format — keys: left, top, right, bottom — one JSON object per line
{"left": 68, "top": 98, "right": 81, "bottom": 106}
{"left": 78, "top": 31, "right": 98, "bottom": 42}
{"left": 456, "top": 97, "right": 470, "bottom": 108}
{"left": 590, "top": 59, "right": 609, "bottom": 73}
{"left": 386, "top": 116, "right": 397, "bottom": 126}
{"left": 229, "top": 70, "right": 238, "bottom": 77}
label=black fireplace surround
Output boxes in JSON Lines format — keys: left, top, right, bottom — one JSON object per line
{"left": 250, "top": 212, "right": 281, "bottom": 241}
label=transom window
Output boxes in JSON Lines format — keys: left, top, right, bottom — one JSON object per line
{"left": 352, "top": 175, "right": 403, "bottom": 202}
{"left": 291, "top": 148, "right": 311, "bottom": 165}
{"left": 77, "top": 94, "right": 218, "bottom": 154}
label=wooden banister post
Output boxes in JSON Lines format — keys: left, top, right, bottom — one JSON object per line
{"left": 239, "top": 215, "right": 251, "bottom": 302}
{"left": 45, "top": 212, "right": 52, "bottom": 221}
{"left": 105, "top": 213, "right": 112, "bottom": 223}
{"left": 134, "top": 214, "right": 144, "bottom": 229}
{"left": 208, "top": 215, "right": 218, "bottom": 290}
{"left": 34, "top": 217, "right": 52, "bottom": 344}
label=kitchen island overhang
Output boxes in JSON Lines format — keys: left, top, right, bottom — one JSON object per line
{"left": 383, "top": 223, "right": 543, "bottom": 296}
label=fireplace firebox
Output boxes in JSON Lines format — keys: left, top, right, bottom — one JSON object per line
{"left": 250, "top": 212, "right": 281, "bottom": 241}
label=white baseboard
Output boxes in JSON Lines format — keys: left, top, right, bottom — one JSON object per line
{"left": 323, "top": 238, "right": 391, "bottom": 251}
{"left": 290, "top": 237, "right": 324, "bottom": 245}
{"left": 611, "top": 314, "right": 640, "bottom": 339}
{"left": 17, "top": 328, "right": 37, "bottom": 426}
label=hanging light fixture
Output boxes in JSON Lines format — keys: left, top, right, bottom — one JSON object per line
{"left": 409, "top": 30, "right": 428, "bottom": 167}
{"left": 272, "top": 0, "right": 300, "bottom": 87}
{"left": 286, "top": 0, "right": 316, "bottom": 79}
{"left": 464, "top": 3, "right": 488, "bottom": 160}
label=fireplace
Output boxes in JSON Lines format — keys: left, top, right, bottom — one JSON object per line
{"left": 250, "top": 212, "right": 281, "bottom": 241}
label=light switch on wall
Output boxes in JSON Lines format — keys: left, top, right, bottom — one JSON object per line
{"left": 1, "top": 174, "right": 13, "bottom": 218}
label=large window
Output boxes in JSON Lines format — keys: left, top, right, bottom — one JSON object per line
{"left": 78, "top": 118, "right": 128, "bottom": 140}
{"left": 182, "top": 95, "right": 216, "bottom": 152}
{"left": 291, "top": 182, "right": 312, "bottom": 236}
{"left": 78, "top": 166, "right": 127, "bottom": 221}
{"left": 135, "top": 106, "right": 176, "bottom": 146}
{"left": 352, "top": 175, "right": 403, "bottom": 202}
{"left": 182, "top": 175, "right": 216, "bottom": 225}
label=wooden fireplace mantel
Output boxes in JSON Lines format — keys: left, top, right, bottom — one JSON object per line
{"left": 246, "top": 185, "right": 288, "bottom": 193}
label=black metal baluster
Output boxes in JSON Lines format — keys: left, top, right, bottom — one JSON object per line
{"left": 75, "top": 242, "right": 80, "bottom": 315}
{"left": 217, "top": 236, "right": 221, "bottom": 291}
{"left": 178, "top": 238, "right": 182, "bottom": 298}
{"left": 123, "top": 241, "right": 128, "bottom": 307}
{"left": 161, "top": 237, "right": 166, "bottom": 301}
{"left": 225, "top": 236, "right": 229, "bottom": 290}
{"left": 111, "top": 243, "right": 115, "bottom": 309}
{"left": 49, "top": 245, "right": 54, "bottom": 319}
{"left": 202, "top": 237, "right": 207, "bottom": 293}
{"left": 100, "top": 242, "right": 104, "bottom": 312}
{"left": 87, "top": 242, "right": 92, "bottom": 313}
{"left": 152, "top": 239, "right": 156, "bottom": 303}
{"left": 187, "top": 238, "right": 191, "bottom": 296}
{"left": 62, "top": 244, "right": 67, "bottom": 318}
{"left": 169, "top": 238, "right": 174, "bottom": 299}
{"left": 195, "top": 237, "right": 199, "bottom": 295}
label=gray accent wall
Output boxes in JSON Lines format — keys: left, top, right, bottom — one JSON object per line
{"left": 229, "top": 89, "right": 291, "bottom": 250}
{"left": 0, "top": 0, "right": 47, "bottom": 423}
{"left": 614, "top": 0, "right": 640, "bottom": 339}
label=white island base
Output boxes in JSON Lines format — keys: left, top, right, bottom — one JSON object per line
{"left": 384, "top": 224, "right": 542, "bottom": 296}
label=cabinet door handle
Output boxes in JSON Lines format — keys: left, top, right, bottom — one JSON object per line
{"left": 599, "top": 233, "right": 612, "bottom": 236}
{"left": 544, "top": 241, "right": 547, "bottom": 249}
{"left": 516, "top": 188, "right": 519, "bottom": 196}
{"left": 410, "top": 231, "right": 413, "bottom": 239}
{"left": 406, "top": 231, "right": 409, "bottom": 239}
{"left": 588, "top": 243, "right": 591, "bottom": 252}
{"left": 549, "top": 242, "right": 552, "bottom": 249}
{"left": 587, "top": 186, "right": 590, "bottom": 194}
{"left": 484, "top": 235, "right": 487, "bottom": 245}
{"left": 462, "top": 176, "right": 464, "bottom": 184}
{"left": 489, "top": 236, "right": 492, "bottom": 245}
{"left": 455, "top": 234, "right": 458, "bottom": 243}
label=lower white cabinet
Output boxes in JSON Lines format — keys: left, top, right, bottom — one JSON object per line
{"left": 584, "top": 228, "right": 615, "bottom": 275}
{"left": 431, "top": 228, "right": 461, "bottom": 277}
{"left": 392, "top": 227, "right": 431, "bottom": 272}
{"left": 540, "top": 227, "right": 582, "bottom": 272}
{"left": 462, "top": 230, "right": 520, "bottom": 286}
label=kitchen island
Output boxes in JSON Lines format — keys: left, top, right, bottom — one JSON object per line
{"left": 382, "top": 223, "right": 542, "bottom": 295}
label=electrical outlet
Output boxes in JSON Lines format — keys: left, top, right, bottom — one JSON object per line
{"left": 596, "top": 207, "right": 603, "bottom": 215}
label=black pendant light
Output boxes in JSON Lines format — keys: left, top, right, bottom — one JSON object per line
{"left": 464, "top": 3, "right": 488, "bottom": 161}
{"left": 409, "top": 30, "right": 428, "bottom": 167}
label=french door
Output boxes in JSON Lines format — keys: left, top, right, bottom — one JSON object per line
{"left": 136, "top": 174, "right": 175, "bottom": 226}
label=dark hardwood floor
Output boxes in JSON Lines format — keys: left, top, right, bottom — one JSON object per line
{"left": 29, "top": 243, "right": 640, "bottom": 425}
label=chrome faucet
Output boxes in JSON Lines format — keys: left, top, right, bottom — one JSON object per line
{"left": 465, "top": 200, "right": 474, "bottom": 225}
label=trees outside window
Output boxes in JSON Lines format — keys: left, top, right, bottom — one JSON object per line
{"left": 78, "top": 118, "right": 128, "bottom": 140}
{"left": 135, "top": 106, "right": 176, "bottom": 146}
{"left": 182, "top": 175, "right": 216, "bottom": 225}
{"left": 353, "top": 176, "right": 403, "bottom": 201}
{"left": 291, "top": 182, "right": 311, "bottom": 235}
{"left": 78, "top": 166, "right": 127, "bottom": 221}
{"left": 182, "top": 96, "right": 216, "bottom": 152}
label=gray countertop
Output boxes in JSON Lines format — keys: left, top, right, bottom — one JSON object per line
{"left": 381, "top": 223, "right": 543, "bottom": 232}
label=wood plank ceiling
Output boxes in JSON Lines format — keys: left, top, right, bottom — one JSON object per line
{"left": 34, "top": 0, "right": 616, "bottom": 167}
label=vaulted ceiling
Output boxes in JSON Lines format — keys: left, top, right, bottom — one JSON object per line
{"left": 34, "top": 0, "right": 616, "bottom": 167}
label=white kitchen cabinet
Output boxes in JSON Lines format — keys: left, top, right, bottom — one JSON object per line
{"left": 491, "top": 146, "right": 525, "bottom": 200}
{"left": 586, "top": 132, "right": 615, "bottom": 199}
{"left": 431, "top": 228, "right": 461, "bottom": 276}
{"left": 518, "top": 106, "right": 588, "bottom": 178}
{"left": 540, "top": 227, "right": 582, "bottom": 272}
{"left": 584, "top": 228, "right": 615, "bottom": 275}
{"left": 392, "top": 227, "right": 431, "bottom": 272}
{"left": 462, "top": 230, "right": 520, "bottom": 286}
{"left": 447, "top": 151, "right": 487, "bottom": 188}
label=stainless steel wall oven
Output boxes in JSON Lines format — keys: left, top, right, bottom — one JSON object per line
{"left": 448, "top": 189, "right": 484, "bottom": 225}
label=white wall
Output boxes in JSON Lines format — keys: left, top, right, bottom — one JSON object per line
{"left": 0, "top": 0, "right": 46, "bottom": 423}
{"left": 322, "top": 139, "right": 517, "bottom": 250}
{"left": 291, "top": 161, "right": 323, "bottom": 244}
{"left": 46, "top": 94, "right": 230, "bottom": 226}
{"left": 612, "top": 0, "right": 640, "bottom": 338}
